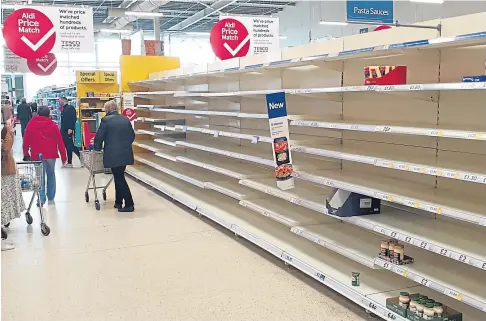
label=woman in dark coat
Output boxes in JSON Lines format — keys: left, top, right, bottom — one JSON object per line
{"left": 94, "top": 100, "right": 135, "bottom": 212}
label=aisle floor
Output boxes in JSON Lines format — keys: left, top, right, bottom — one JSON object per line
{"left": 2, "top": 136, "right": 369, "bottom": 321}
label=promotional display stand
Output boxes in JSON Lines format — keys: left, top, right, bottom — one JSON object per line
{"left": 126, "top": 13, "right": 486, "bottom": 321}
{"left": 76, "top": 70, "right": 119, "bottom": 149}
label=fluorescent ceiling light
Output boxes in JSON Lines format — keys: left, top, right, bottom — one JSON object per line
{"left": 99, "top": 29, "right": 133, "bottom": 34}
{"left": 185, "top": 32, "right": 210, "bottom": 36}
{"left": 279, "top": 36, "right": 287, "bottom": 39}
{"left": 320, "top": 21, "right": 348, "bottom": 26}
{"left": 410, "top": 0, "right": 444, "bottom": 3}
{"left": 125, "top": 11, "right": 164, "bottom": 17}
{"left": 410, "top": 0, "right": 443, "bottom": 3}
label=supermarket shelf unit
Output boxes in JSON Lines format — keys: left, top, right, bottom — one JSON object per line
{"left": 127, "top": 13, "right": 486, "bottom": 321}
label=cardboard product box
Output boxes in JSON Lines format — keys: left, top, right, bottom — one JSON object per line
{"left": 364, "top": 66, "right": 407, "bottom": 85}
{"left": 387, "top": 294, "right": 463, "bottom": 321}
{"left": 386, "top": 295, "right": 409, "bottom": 318}
{"left": 406, "top": 306, "right": 463, "bottom": 321}
{"left": 96, "top": 102, "right": 104, "bottom": 109}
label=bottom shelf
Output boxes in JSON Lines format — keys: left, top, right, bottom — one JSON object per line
{"left": 126, "top": 165, "right": 485, "bottom": 321}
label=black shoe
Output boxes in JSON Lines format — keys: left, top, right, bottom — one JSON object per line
{"left": 114, "top": 203, "right": 122, "bottom": 209}
{"left": 118, "top": 206, "right": 134, "bottom": 213}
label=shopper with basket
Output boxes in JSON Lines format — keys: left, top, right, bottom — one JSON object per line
{"left": 94, "top": 100, "right": 135, "bottom": 212}
{"left": 1, "top": 119, "right": 26, "bottom": 251}
{"left": 23, "top": 106, "right": 67, "bottom": 206}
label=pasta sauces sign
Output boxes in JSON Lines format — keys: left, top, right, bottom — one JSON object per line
{"left": 266, "top": 92, "right": 294, "bottom": 190}
{"left": 210, "top": 16, "right": 279, "bottom": 60}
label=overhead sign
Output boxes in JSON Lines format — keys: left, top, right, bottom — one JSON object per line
{"left": 27, "top": 53, "right": 57, "bottom": 75}
{"left": 3, "top": 46, "right": 28, "bottom": 73}
{"left": 346, "top": 1, "right": 394, "bottom": 24}
{"left": 265, "top": 92, "right": 294, "bottom": 191}
{"left": 76, "top": 71, "right": 117, "bottom": 84}
{"left": 210, "top": 16, "right": 279, "bottom": 60}
{"left": 76, "top": 71, "right": 98, "bottom": 83}
{"left": 100, "top": 71, "right": 117, "bottom": 84}
{"left": 2, "top": 6, "right": 94, "bottom": 59}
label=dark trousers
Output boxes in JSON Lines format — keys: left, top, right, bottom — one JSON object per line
{"left": 61, "top": 131, "right": 80, "bottom": 164}
{"left": 21, "top": 121, "right": 29, "bottom": 137}
{"left": 112, "top": 166, "right": 134, "bottom": 207}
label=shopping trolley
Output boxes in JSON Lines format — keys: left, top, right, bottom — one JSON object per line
{"left": 81, "top": 150, "right": 113, "bottom": 210}
{"left": 17, "top": 156, "right": 50, "bottom": 236}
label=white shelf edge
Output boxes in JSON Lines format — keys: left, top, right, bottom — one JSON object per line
{"left": 128, "top": 31, "right": 486, "bottom": 85}
{"left": 291, "top": 120, "right": 486, "bottom": 141}
{"left": 291, "top": 145, "right": 486, "bottom": 185}
{"left": 291, "top": 226, "right": 377, "bottom": 269}
{"left": 125, "top": 167, "right": 410, "bottom": 321}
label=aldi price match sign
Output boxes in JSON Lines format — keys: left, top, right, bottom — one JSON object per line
{"left": 210, "top": 15, "right": 279, "bottom": 60}
{"left": 2, "top": 6, "right": 94, "bottom": 59}
{"left": 266, "top": 92, "right": 294, "bottom": 190}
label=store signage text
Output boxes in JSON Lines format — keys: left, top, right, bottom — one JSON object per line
{"left": 100, "top": 71, "right": 117, "bottom": 84}
{"left": 76, "top": 71, "right": 117, "bottom": 84}
{"left": 2, "top": 6, "right": 94, "bottom": 59}
{"left": 346, "top": 1, "right": 394, "bottom": 24}
{"left": 210, "top": 15, "right": 279, "bottom": 60}
{"left": 27, "top": 53, "right": 57, "bottom": 75}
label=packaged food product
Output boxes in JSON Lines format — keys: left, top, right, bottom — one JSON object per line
{"left": 398, "top": 292, "right": 410, "bottom": 309}
{"left": 388, "top": 242, "right": 395, "bottom": 259}
{"left": 433, "top": 302, "right": 443, "bottom": 317}
{"left": 380, "top": 240, "right": 389, "bottom": 256}
{"left": 351, "top": 272, "right": 360, "bottom": 286}
{"left": 416, "top": 300, "right": 425, "bottom": 317}
{"left": 423, "top": 303, "right": 435, "bottom": 320}
{"left": 409, "top": 297, "right": 419, "bottom": 313}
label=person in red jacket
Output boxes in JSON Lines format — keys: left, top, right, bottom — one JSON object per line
{"left": 23, "top": 106, "right": 67, "bottom": 206}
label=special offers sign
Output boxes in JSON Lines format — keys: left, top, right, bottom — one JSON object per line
{"left": 210, "top": 15, "right": 279, "bottom": 60}
{"left": 2, "top": 6, "right": 94, "bottom": 59}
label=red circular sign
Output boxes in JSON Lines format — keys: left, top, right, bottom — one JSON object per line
{"left": 2, "top": 8, "right": 56, "bottom": 59}
{"left": 122, "top": 108, "right": 137, "bottom": 121}
{"left": 210, "top": 18, "right": 250, "bottom": 60}
{"left": 27, "top": 53, "right": 57, "bottom": 75}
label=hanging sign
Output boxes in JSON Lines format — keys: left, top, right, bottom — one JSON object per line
{"left": 76, "top": 71, "right": 99, "bottom": 83}
{"left": 265, "top": 92, "right": 294, "bottom": 190}
{"left": 122, "top": 93, "right": 135, "bottom": 110}
{"left": 27, "top": 53, "right": 57, "bottom": 75}
{"left": 210, "top": 16, "right": 279, "bottom": 60}
{"left": 2, "top": 6, "right": 94, "bottom": 59}
{"left": 3, "top": 46, "right": 28, "bottom": 73}
{"left": 346, "top": 1, "right": 394, "bottom": 24}
{"left": 100, "top": 71, "right": 117, "bottom": 84}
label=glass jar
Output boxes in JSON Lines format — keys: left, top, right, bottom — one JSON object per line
{"left": 416, "top": 300, "right": 425, "bottom": 317}
{"left": 388, "top": 242, "right": 395, "bottom": 259}
{"left": 433, "top": 303, "right": 444, "bottom": 317}
{"left": 409, "top": 297, "right": 419, "bottom": 313}
{"left": 423, "top": 303, "right": 435, "bottom": 320}
{"left": 394, "top": 244, "right": 404, "bottom": 262}
{"left": 399, "top": 292, "right": 410, "bottom": 309}
{"left": 380, "top": 240, "right": 389, "bottom": 256}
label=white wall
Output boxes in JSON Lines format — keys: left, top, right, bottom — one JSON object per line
{"left": 279, "top": 1, "right": 486, "bottom": 47}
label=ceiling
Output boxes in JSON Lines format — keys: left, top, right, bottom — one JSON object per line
{"left": 1, "top": 0, "right": 296, "bottom": 33}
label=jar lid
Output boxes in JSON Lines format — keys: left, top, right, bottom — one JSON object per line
{"left": 426, "top": 299, "right": 435, "bottom": 304}
{"left": 411, "top": 297, "right": 420, "bottom": 302}
{"left": 419, "top": 295, "right": 428, "bottom": 299}
{"left": 425, "top": 303, "right": 435, "bottom": 308}
{"left": 400, "top": 292, "right": 409, "bottom": 296}
{"left": 434, "top": 302, "right": 443, "bottom": 307}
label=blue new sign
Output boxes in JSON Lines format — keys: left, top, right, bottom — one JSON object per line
{"left": 346, "top": 1, "right": 394, "bottom": 24}
{"left": 266, "top": 92, "right": 288, "bottom": 119}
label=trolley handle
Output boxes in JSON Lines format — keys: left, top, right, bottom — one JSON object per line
{"left": 17, "top": 153, "right": 43, "bottom": 165}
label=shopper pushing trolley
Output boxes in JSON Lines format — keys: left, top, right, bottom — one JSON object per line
{"left": 83, "top": 100, "right": 135, "bottom": 212}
